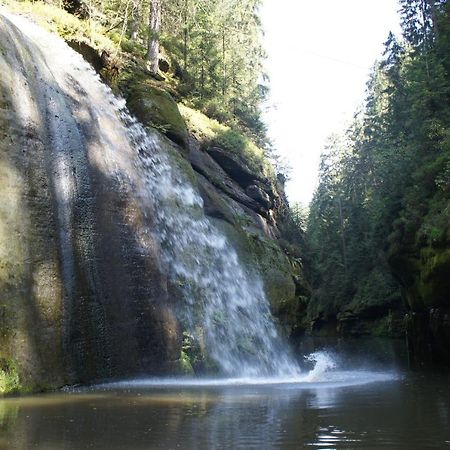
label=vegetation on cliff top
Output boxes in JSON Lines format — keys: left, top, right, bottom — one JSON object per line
{"left": 2, "top": 0, "right": 268, "bottom": 136}
{"left": 1, "top": 0, "right": 278, "bottom": 182}
{"left": 306, "top": 0, "right": 450, "bottom": 336}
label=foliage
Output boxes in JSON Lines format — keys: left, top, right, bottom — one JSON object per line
{"left": 2, "top": 0, "right": 115, "bottom": 53}
{"left": 25, "top": 0, "right": 270, "bottom": 145}
{"left": 179, "top": 104, "right": 275, "bottom": 181}
{"left": 0, "top": 359, "right": 20, "bottom": 394}
{"left": 306, "top": 0, "right": 450, "bottom": 327}
{"left": 161, "top": 0, "right": 268, "bottom": 143}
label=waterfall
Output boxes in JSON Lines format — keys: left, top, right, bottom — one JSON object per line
{"left": 123, "top": 113, "right": 301, "bottom": 376}
{"left": 0, "top": 11, "right": 301, "bottom": 378}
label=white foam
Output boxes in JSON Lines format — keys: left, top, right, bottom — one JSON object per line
{"left": 90, "top": 371, "right": 398, "bottom": 390}
{"left": 87, "top": 351, "right": 399, "bottom": 391}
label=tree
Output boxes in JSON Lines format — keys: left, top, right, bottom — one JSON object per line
{"left": 130, "top": 0, "right": 141, "bottom": 41}
{"left": 148, "top": 0, "right": 161, "bottom": 74}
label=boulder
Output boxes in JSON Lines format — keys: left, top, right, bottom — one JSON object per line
{"left": 206, "top": 147, "right": 260, "bottom": 188}
{"left": 122, "top": 77, "right": 189, "bottom": 151}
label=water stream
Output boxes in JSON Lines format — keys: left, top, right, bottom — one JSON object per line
{"left": 123, "top": 110, "right": 300, "bottom": 377}
{"left": 0, "top": 10, "right": 300, "bottom": 377}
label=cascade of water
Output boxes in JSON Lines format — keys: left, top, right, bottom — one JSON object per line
{"left": 2, "top": 10, "right": 301, "bottom": 377}
{"left": 121, "top": 112, "right": 301, "bottom": 376}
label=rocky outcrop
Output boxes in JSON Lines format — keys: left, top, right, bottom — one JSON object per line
{"left": 0, "top": 14, "right": 182, "bottom": 392}
{"left": 185, "top": 138, "right": 310, "bottom": 335}
{"left": 0, "top": 11, "right": 310, "bottom": 392}
{"left": 116, "top": 80, "right": 312, "bottom": 348}
{"left": 189, "top": 144, "right": 269, "bottom": 219}
{"left": 389, "top": 241, "right": 450, "bottom": 366}
{"left": 118, "top": 69, "right": 189, "bottom": 150}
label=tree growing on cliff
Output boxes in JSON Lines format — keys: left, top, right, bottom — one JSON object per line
{"left": 147, "top": 0, "right": 161, "bottom": 75}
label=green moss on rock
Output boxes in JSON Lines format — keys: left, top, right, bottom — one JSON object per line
{"left": 0, "top": 359, "right": 20, "bottom": 395}
{"left": 119, "top": 71, "right": 188, "bottom": 150}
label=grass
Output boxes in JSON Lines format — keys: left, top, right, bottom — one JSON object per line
{"left": 179, "top": 104, "right": 276, "bottom": 182}
{"left": 1, "top": 0, "right": 116, "bottom": 54}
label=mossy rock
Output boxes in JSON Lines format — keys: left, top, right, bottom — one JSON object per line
{"left": 120, "top": 73, "right": 188, "bottom": 150}
{"left": 0, "top": 358, "right": 20, "bottom": 395}
{"left": 391, "top": 245, "right": 450, "bottom": 311}
{"left": 179, "top": 351, "right": 194, "bottom": 375}
{"left": 420, "top": 247, "right": 450, "bottom": 306}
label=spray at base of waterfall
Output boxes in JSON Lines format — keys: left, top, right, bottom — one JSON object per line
{"left": 78, "top": 351, "right": 398, "bottom": 390}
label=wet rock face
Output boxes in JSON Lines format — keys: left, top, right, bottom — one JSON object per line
{"left": 0, "top": 14, "right": 181, "bottom": 389}
{"left": 0, "top": 12, "right": 311, "bottom": 388}
{"left": 185, "top": 139, "right": 310, "bottom": 335}
{"left": 390, "top": 244, "right": 450, "bottom": 366}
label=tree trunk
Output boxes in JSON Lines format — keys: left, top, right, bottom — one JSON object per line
{"left": 183, "top": 0, "right": 188, "bottom": 72}
{"left": 130, "top": 0, "right": 141, "bottom": 41}
{"left": 147, "top": 0, "right": 161, "bottom": 75}
{"left": 222, "top": 28, "right": 226, "bottom": 96}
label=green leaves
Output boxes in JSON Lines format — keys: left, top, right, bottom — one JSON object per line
{"left": 306, "top": 1, "right": 450, "bottom": 327}
{"left": 161, "top": 0, "right": 267, "bottom": 141}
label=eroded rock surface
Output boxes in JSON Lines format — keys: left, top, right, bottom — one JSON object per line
{"left": 0, "top": 13, "right": 181, "bottom": 390}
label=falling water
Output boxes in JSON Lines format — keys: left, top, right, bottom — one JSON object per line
{"left": 1, "top": 10, "right": 302, "bottom": 377}
{"left": 122, "top": 112, "right": 301, "bottom": 376}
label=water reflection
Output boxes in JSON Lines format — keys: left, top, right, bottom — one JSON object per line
{"left": 0, "top": 373, "right": 449, "bottom": 449}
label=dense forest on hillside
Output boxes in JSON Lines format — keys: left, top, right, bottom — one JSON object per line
{"left": 306, "top": 0, "right": 450, "bottom": 363}
{"left": 73, "top": 0, "right": 268, "bottom": 145}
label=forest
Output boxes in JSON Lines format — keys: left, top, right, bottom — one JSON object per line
{"left": 305, "top": 0, "right": 450, "bottom": 363}
{"left": 85, "top": 0, "right": 270, "bottom": 146}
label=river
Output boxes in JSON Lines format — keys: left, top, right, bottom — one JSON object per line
{"left": 1, "top": 339, "right": 449, "bottom": 449}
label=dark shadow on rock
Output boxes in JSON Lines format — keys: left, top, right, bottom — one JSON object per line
{"left": 0, "top": 14, "right": 182, "bottom": 390}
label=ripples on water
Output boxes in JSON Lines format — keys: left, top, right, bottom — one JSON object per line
{"left": 2, "top": 350, "right": 449, "bottom": 449}
{"left": 1, "top": 372, "right": 449, "bottom": 449}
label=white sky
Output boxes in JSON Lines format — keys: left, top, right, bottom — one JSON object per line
{"left": 261, "top": 0, "right": 402, "bottom": 205}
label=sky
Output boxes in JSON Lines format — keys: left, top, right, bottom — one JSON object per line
{"left": 261, "top": 0, "right": 402, "bottom": 205}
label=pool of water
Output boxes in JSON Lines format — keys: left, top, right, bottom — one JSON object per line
{"left": 1, "top": 348, "right": 449, "bottom": 449}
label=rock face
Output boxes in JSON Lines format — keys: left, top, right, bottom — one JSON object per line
{"left": 0, "top": 14, "right": 181, "bottom": 391}
{"left": 118, "top": 71, "right": 189, "bottom": 150}
{"left": 116, "top": 82, "right": 310, "bottom": 340}
{"left": 389, "top": 240, "right": 450, "bottom": 366}
{"left": 186, "top": 139, "right": 309, "bottom": 335}
{"left": 0, "top": 12, "right": 309, "bottom": 392}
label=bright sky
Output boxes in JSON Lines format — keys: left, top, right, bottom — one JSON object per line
{"left": 261, "top": 0, "right": 402, "bottom": 205}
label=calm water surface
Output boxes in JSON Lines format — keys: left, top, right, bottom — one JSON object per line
{"left": 1, "top": 346, "right": 449, "bottom": 449}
